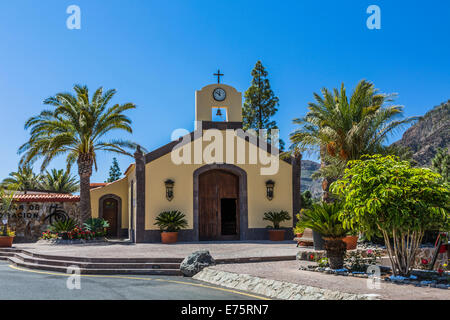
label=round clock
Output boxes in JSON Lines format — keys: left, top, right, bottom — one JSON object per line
{"left": 213, "top": 88, "right": 226, "bottom": 101}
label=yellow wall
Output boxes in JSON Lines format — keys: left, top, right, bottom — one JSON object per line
{"left": 127, "top": 167, "right": 136, "bottom": 231}
{"left": 145, "top": 132, "right": 293, "bottom": 230}
{"left": 90, "top": 177, "right": 129, "bottom": 228}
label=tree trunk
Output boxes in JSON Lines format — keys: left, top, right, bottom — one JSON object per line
{"left": 320, "top": 145, "right": 333, "bottom": 203}
{"left": 78, "top": 154, "right": 94, "bottom": 223}
{"left": 381, "top": 229, "right": 424, "bottom": 276}
{"left": 324, "top": 238, "right": 347, "bottom": 269}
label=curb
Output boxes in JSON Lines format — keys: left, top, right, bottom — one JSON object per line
{"left": 193, "top": 267, "right": 379, "bottom": 300}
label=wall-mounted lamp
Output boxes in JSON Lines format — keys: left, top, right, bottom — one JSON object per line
{"left": 164, "top": 179, "right": 175, "bottom": 201}
{"left": 265, "top": 180, "right": 275, "bottom": 201}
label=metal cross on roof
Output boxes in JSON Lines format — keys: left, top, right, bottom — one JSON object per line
{"left": 213, "top": 69, "right": 224, "bottom": 84}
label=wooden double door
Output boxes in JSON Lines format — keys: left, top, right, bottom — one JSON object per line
{"left": 199, "top": 170, "right": 240, "bottom": 241}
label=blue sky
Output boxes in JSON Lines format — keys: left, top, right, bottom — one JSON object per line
{"left": 0, "top": 0, "right": 449, "bottom": 183}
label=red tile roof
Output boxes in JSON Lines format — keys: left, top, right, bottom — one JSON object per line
{"left": 13, "top": 193, "right": 80, "bottom": 203}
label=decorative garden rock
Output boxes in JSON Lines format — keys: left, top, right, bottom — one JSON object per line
{"left": 180, "top": 250, "right": 216, "bottom": 277}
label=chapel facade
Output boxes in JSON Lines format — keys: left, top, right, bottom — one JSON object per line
{"left": 90, "top": 81, "right": 301, "bottom": 243}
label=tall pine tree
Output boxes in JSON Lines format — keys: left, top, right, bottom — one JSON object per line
{"left": 106, "top": 158, "right": 122, "bottom": 183}
{"left": 242, "top": 61, "right": 284, "bottom": 150}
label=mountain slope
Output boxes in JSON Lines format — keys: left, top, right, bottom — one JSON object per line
{"left": 301, "top": 160, "right": 322, "bottom": 199}
{"left": 393, "top": 100, "right": 450, "bottom": 166}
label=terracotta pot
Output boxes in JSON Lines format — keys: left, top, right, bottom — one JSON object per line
{"left": 268, "top": 229, "right": 285, "bottom": 241}
{"left": 161, "top": 232, "right": 178, "bottom": 244}
{"left": 343, "top": 235, "right": 359, "bottom": 250}
{"left": 0, "top": 236, "right": 14, "bottom": 248}
{"left": 295, "top": 233, "right": 304, "bottom": 238}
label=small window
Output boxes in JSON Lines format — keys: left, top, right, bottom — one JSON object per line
{"left": 212, "top": 107, "right": 227, "bottom": 122}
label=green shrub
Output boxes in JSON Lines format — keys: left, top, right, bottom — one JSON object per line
{"left": 154, "top": 211, "right": 188, "bottom": 232}
{"left": 263, "top": 211, "right": 291, "bottom": 229}
{"left": 332, "top": 154, "right": 449, "bottom": 276}
{"left": 84, "top": 218, "right": 109, "bottom": 234}
{"left": 297, "top": 202, "right": 348, "bottom": 238}
{"left": 49, "top": 218, "right": 77, "bottom": 233}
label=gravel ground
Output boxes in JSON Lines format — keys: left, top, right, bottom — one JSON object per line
{"left": 13, "top": 241, "right": 303, "bottom": 259}
{"left": 210, "top": 260, "right": 450, "bottom": 300}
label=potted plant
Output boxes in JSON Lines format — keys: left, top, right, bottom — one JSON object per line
{"left": 154, "top": 210, "right": 188, "bottom": 244}
{"left": 343, "top": 230, "right": 359, "bottom": 250}
{"left": 298, "top": 201, "right": 348, "bottom": 269}
{"left": 293, "top": 225, "right": 305, "bottom": 238}
{"left": 263, "top": 211, "right": 291, "bottom": 241}
{"left": 0, "top": 228, "right": 15, "bottom": 247}
{"left": 0, "top": 189, "right": 15, "bottom": 247}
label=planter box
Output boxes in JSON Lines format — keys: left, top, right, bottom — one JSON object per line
{"left": 268, "top": 229, "right": 285, "bottom": 241}
{"left": 161, "top": 232, "right": 178, "bottom": 244}
{"left": 0, "top": 236, "right": 14, "bottom": 248}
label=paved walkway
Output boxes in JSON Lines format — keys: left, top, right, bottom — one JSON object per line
{"left": 210, "top": 260, "right": 450, "bottom": 300}
{"left": 14, "top": 241, "right": 304, "bottom": 260}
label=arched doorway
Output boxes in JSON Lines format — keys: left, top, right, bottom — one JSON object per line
{"left": 99, "top": 195, "right": 121, "bottom": 238}
{"left": 198, "top": 169, "right": 240, "bottom": 241}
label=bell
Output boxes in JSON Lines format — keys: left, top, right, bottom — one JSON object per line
{"left": 216, "top": 109, "right": 223, "bottom": 117}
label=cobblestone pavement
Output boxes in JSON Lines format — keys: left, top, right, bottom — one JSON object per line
{"left": 209, "top": 260, "right": 450, "bottom": 300}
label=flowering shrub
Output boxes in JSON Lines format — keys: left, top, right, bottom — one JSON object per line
{"left": 41, "top": 224, "right": 106, "bottom": 241}
{"left": 419, "top": 258, "right": 428, "bottom": 270}
{"left": 1, "top": 227, "right": 16, "bottom": 237}
{"left": 40, "top": 231, "right": 58, "bottom": 240}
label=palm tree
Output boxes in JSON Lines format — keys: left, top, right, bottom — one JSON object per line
{"left": 41, "top": 169, "right": 79, "bottom": 193}
{"left": 1, "top": 165, "right": 42, "bottom": 193}
{"left": 19, "top": 85, "right": 138, "bottom": 221}
{"left": 290, "top": 80, "right": 417, "bottom": 201}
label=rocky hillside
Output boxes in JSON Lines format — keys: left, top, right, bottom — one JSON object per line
{"left": 301, "top": 160, "right": 322, "bottom": 199}
{"left": 393, "top": 100, "right": 450, "bottom": 166}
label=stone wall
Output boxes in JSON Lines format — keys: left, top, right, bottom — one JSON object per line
{"left": 193, "top": 267, "right": 376, "bottom": 300}
{"left": 1, "top": 201, "right": 81, "bottom": 242}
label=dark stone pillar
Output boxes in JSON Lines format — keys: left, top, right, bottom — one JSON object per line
{"left": 292, "top": 152, "right": 302, "bottom": 228}
{"left": 134, "top": 146, "right": 146, "bottom": 243}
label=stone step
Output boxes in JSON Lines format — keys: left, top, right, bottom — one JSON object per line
{"left": 12, "top": 252, "right": 180, "bottom": 270}
{"left": 8, "top": 257, "right": 182, "bottom": 276}
{"left": 0, "top": 249, "right": 184, "bottom": 264}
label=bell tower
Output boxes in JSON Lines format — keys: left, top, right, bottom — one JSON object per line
{"left": 195, "top": 78, "right": 242, "bottom": 126}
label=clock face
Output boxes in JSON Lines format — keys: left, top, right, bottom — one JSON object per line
{"left": 213, "top": 88, "right": 226, "bottom": 101}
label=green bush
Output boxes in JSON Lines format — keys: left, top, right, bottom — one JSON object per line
{"left": 263, "top": 211, "right": 291, "bottom": 229}
{"left": 154, "top": 211, "right": 188, "bottom": 232}
{"left": 297, "top": 202, "right": 348, "bottom": 238}
{"left": 49, "top": 218, "right": 77, "bottom": 233}
{"left": 332, "top": 154, "right": 449, "bottom": 276}
{"left": 84, "top": 218, "right": 110, "bottom": 234}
